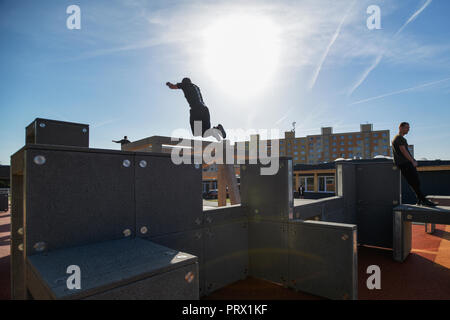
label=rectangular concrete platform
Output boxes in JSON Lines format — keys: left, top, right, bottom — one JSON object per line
{"left": 394, "top": 205, "right": 450, "bottom": 224}
{"left": 393, "top": 205, "right": 450, "bottom": 262}
{"left": 26, "top": 238, "right": 198, "bottom": 300}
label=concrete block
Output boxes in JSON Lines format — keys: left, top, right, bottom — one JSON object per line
{"left": 240, "top": 158, "right": 292, "bottom": 222}
{"left": 322, "top": 197, "right": 346, "bottom": 223}
{"left": 393, "top": 210, "right": 412, "bottom": 262}
{"left": 149, "top": 228, "right": 205, "bottom": 296}
{"left": 10, "top": 237, "right": 27, "bottom": 300}
{"left": 135, "top": 154, "right": 203, "bottom": 237}
{"left": 355, "top": 163, "right": 401, "bottom": 206}
{"left": 26, "top": 118, "right": 89, "bottom": 148}
{"left": 288, "top": 220, "right": 357, "bottom": 300}
{"left": 84, "top": 264, "right": 198, "bottom": 300}
{"left": 356, "top": 205, "right": 394, "bottom": 248}
{"left": 25, "top": 147, "right": 136, "bottom": 253}
{"left": 27, "top": 238, "right": 199, "bottom": 300}
{"left": 393, "top": 204, "right": 450, "bottom": 224}
{"left": 293, "top": 202, "right": 323, "bottom": 221}
{"left": 248, "top": 220, "right": 289, "bottom": 286}
{"left": 336, "top": 162, "right": 356, "bottom": 208}
{"left": 204, "top": 206, "right": 248, "bottom": 295}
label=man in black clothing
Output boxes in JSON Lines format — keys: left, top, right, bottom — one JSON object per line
{"left": 392, "top": 122, "right": 435, "bottom": 207}
{"left": 112, "top": 136, "right": 131, "bottom": 146}
{"left": 166, "top": 77, "right": 226, "bottom": 140}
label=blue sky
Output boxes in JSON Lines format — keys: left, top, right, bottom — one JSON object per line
{"left": 1, "top": 0, "right": 449, "bottom": 164}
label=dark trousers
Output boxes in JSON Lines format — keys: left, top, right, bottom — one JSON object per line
{"left": 189, "top": 105, "right": 211, "bottom": 136}
{"left": 398, "top": 162, "right": 425, "bottom": 201}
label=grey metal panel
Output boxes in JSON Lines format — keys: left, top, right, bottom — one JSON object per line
{"left": 84, "top": 264, "right": 199, "bottom": 300}
{"left": 10, "top": 149, "right": 26, "bottom": 299}
{"left": 248, "top": 220, "right": 289, "bottom": 286}
{"left": 293, "top": 202, "right": 323, "bottom": 221}
{"left": 394, "top": 204, "right": 450, "bottom": 224}
{"left": 321, "top": 197, "right": 346, "bottom": 223}
{"left": 288, "top": 220, "right": 358, "bottom": 300}
{"left": 393, "top": 210, "right": 412, "bottom": 262}
{"left": 27, "top": 238, "right": 198, "bottom": 299}
{"left": 240, "top": 158, "right": 291, "bottom": 222}
{"left": 26, "top": 118, "right": 89, "bottom": 148}
{"left": 149, "top": 229, "right": 205, "bottom": 297}
{"left": 356, "top": 205, "right": 394, "bottom": 248}
{"left": 203, "top": 205, "right": 246, "bottom": 225}
{"left": 204, "top": 208, "right": 248, "bottom": 295}
{"left": 336, "top": 163, "right": 356, "bottom": 205}
{"left": 10, "top": 237, "right": 26, "bottom": 300}
{"left": 135, "top": 154, "right": 203, "bottom": 238}
{"left": 25, "top": 148, "right": 135, "bottom": 253}
{"left": 356, "top": 163, "right": 401, "bottom": 206}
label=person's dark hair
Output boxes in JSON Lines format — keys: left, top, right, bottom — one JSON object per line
{"left": 182, "top": 77, "right": 191, "bottom": 85}
{"left": 124, "top": 136, "right": 128, "bottom": 139}
{"left": 399, "top": 122, "right": 409, "bottom": 128}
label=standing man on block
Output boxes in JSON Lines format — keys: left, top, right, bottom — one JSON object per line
{"left": 166, "top": 77, "right": 226, "bottom": 140}
{"left": 392, "top": 122, "right": 436, "bottom": 207}
{"left": 112, "top": 136, "right": 130, "bottom": 146}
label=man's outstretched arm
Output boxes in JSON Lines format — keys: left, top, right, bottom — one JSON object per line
{"left": 166, "top": 82, "right": 180, "bottom": 89}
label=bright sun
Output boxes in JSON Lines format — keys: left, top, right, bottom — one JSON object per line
{"left": 202, "top": 14, "right": 281, "bottom": 100}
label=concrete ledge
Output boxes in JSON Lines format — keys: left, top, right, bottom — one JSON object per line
{"left": 394, "top": 204, "right": 450, "bottom": 224}
{"left": 27, "top": 238, "right": 198, "bottom": 300}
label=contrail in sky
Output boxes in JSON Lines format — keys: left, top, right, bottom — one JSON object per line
{"left": 348, "top": 0, "right": 433, "bottom": 96}
{"left": 349, "top": 77, "right": 450, "bottom": 105}
{"left": 309, "top": 0, "right": 356, "bottom": 90}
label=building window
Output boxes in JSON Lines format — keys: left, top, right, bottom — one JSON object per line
{"left": 373, "top": 133, "right": 378, "bottom": 138}
{"left": 300, "top": 176, "right": 315, "bottom": 192}
{"left": 348, "top": 147, "right": 353, "bottom": 151}
{"left": 348, "top": 141, "right": 352, "bottom": 145}
{"left": 340, "top": 141, "right": 345, "bottom": 145}
{"left": 319, "top": 176, "right": 335, "bottom": 193}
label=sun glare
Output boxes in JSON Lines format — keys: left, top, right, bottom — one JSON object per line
{"left": 202, "top": 14, "right": 281, "bottom": 100}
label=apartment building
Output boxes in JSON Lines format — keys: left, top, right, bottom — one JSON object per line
{"left": 278, "top": 124, "right": 391, "bottom": 164}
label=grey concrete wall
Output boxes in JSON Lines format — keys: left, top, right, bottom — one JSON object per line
{"left": 288, "top": 220, "right": 358, "bottom": 300}
{"left": 335, "top": 161, "right": 401, "bottom": 248}
{"left": 203, "top": 205, "right": 248, "bottom": 295}
{"left": 240, "top": 158, "right": 293, "bottom": 222}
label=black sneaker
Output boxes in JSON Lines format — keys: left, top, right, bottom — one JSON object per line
{"left": 216, "top": 124, "right": 226, "bottom": 139}
{"left": 417, "top": 199, "right": 437, "bottom": 207}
